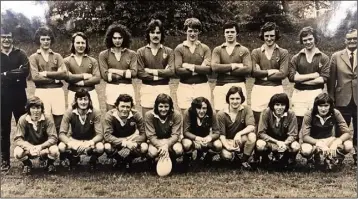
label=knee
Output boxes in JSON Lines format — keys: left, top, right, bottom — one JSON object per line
{"left": 181, "top": 138, "right": 193, "bottom": 152}
{"left": 212, "top": 140, "right": 223, "bottom": 152}
{"left": 140, "top": 142, "right": 149, "bottom": 154}
{"left": 95, "top": 142, "right": 104, "bottom": 154}
{"left": 14, "top": 146, "right": 25, "bottom": 160}
{"left": 173, "top": 142, "right": 183, "bottom": 155}
{"left": 148, "top": 145, "right": 159, "bottom": 158}
{"left": 343, "top": 140, "right": 354, "bottom": 153}
{"left": 290, "top": 141, "right": 301, "bottom": 153}
{"left": 49, "top": 145, "right": 60, "bottom": 159}
{"left": 256, "top": 139, "right": 267, "bottom": 151}
{"left": 247, "top": 132, "right": 257, "bottom": 144}
{"left": 58, "top": 142, "right": 67, "bottom": 153}
{"left": 221, "top": 149, "right": 233, "bottom": 160}
{"left": 301, "top": 143, "right": 313, "bottom": 157}
{"left": 104, "top": 143, "right": 112, "bottom": 154}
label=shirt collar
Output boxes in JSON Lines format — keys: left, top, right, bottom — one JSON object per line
{"left": 183, "top": 40, "right": 201, "bottom": 47}
{"left": 221, "top": 42, "right": 241, "bottom": 48}
{"left": 260, "top": 44, "right": 280, "bottom": 52}
{"left": 315, "top": 114, "right": 332, "bottom": 125}
{"left": 272, "top": 111, "right": 288, "bottom": 119}
{"left": 25, "top": 114, "right": 46, "bottom": 124}
{"left": 1, "top": 46, "right": 13, "bottom": 55}
{"left": 346, "top": 48, "right": 357, "bottom": 56}
{"left": 36, "top": 49, "right": 54, "bottom": 54}
{"left": 72, "top": 108, "right": 93, "bottom": 116}
{"left": 70, "top": 53, "right": 88, "bottom": 57}
{"left": 299, "top": 48, "right": 322, "bottom": 55}
{"left": 112, "top": 109, "right": 134, "bottom": 124}
{"left": 110, "top": 48, "right": 127, "bottom": 53}
{"left": 145, "top": 44, "right": 163, "bottom": 49}
{"left": 223, "top": 105, "right": 244, "bottom": 115}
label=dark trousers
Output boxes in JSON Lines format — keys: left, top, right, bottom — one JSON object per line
{"left": 1, "top": 88, "right": 27, "bottom": 162}
{"left": 336, "top": 98, "right": 357, "bottom": 148}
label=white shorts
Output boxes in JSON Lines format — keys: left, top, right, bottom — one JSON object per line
{"left": 68, "top": 89, "right": 100, "bottom": 111}
{"left": 291, "top": 88, "right": 322, "bottom": 116}
{"left": 35, "top": 88, "right": 66, "bottom": 116}
{"left": 176, "top": 82, "right": 211, "bottom": 109}
{"left": 251, "top": 85, "right": 284, "bottom": 112}
{"left": 105, "top": 83, "right": 135, "bottom": 106}
{"left": 213, "top": 82, "right": 247, "bottom": 111}
{"left": 140, "top": 84, "right": 170, "bottom": 108}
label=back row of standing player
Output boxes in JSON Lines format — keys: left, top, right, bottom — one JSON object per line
{"left": 1, "top": 18, "right": 357, "bottom": 171}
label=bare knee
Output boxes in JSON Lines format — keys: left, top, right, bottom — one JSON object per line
{"left": 58, "top": 142, "right": 67, "bottom": 153}
{"left": 221, "top": 149, "right": 233, "bottom": 160}
{"left": 95, "top": 142, "right": 104, "bottom": 154}
{"left": 256, "top": 139, "right": 267, "bottom": 151}
{"left": 212, "top": 140, "right": 223, "bottom": 152}
{"left": 104, "top": 143, "right": 112, "bottom": 154}
{"left": 301, "top": 143, "right": 313, "bottom": 157}
{"left": 140, "top": 142, "right": 149, "bottom": 154}
{"left": 48, "top": 145, "right": 60, "bottom": 159}
{"left": 14, "top": 146, "right": 26, "bottom": 160}
{"left": 343, "top": 140, "right": 353, "bottom": 153}
{"left": 181, "top": 138, "right": 193, "bottom": 152}
{"left": 290, "top": 141, "right": 300, "bottom": 153}
{"left": 148, "top": 145, "right": 159, "bottom": 158}
{"left": 173, "top": 142, "right": 183, "bottom": 155}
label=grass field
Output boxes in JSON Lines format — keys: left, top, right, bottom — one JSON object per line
{"left": 1, "top": 32, "right": 357, "bottom": 198}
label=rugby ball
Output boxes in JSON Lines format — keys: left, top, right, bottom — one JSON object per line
{"left": 156, "top": 156, "right": 172, "bottom": 177}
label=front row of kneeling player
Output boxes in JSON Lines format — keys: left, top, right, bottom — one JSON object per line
{"left": 13, "top": 86, "right": 353, "bottom": 175}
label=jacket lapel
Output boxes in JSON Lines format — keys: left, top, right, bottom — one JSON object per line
{"left": 340, "top": 50, "right": 352, "bottom": 71}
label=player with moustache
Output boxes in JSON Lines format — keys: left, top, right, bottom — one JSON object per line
{"left": 137, "top": 19, "right": 175, "bottom": 116}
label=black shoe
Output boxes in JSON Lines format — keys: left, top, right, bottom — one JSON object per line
{"left": 47, "top": 164, "right": 56, "bottom": 173}
{"left": 69, "top": 156, "right": 81, "bottom": 170}
{"left": 1, "top": 160, "right": 10, "bottom": 172}
{"left": 39, "top": 157, "right": 48, "bottom": 168}
{"left": 22, "top": 160, "right": 32, "bottom": 174}
{"left": 89, "top": 156, "right": 98, "bottom": 171}
{"left": 353, "top": 153, "right": 357, "bottom": 166}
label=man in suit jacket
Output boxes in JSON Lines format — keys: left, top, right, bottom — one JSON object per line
{"left": 328, "top": 28, "right": 357, "bottom": 165}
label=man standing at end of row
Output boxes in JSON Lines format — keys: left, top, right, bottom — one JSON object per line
{"left": 174, "top": 18, "right": 212, "bottom": 114}
{"left": 137, "top": 19, "right": 175, "bottom": 117}
{"left": 212, "top": 21, "right": 252, "bottom": 111}
{"left": 328, "top": 28, "right": 357, "bottom": 165}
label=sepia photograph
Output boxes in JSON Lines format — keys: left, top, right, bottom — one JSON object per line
{"left": 0, "top": 0, "right": 357, "bottom": 198}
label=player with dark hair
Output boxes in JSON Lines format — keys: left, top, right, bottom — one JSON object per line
{"left": 288, "top": 26, "right": 330, "bottom": 132}
{"left": 103, "top": 94, "right": 148, "bottom": 170}
{"left": 99, "top": 23, "right": 137, "bottom": 111}
{"left": 29, "top": 26, "right": 68, "bottom": 135}
{"left": 300, "top": 93, "right": 353, "bottom": 170}
{"left": 251, "top": 22, "right": 289, "bottom": 127}
{"left": 145, "top": 93, "right": 183, "bottom": 174}
{"left": 14, "top": 96, "right": 59, "bottom": 174}
{"left": 182, "top": 97, "right": 222, "bottom": 167}
{"left": 64, "top": 32, "right": 101, "bottom": 110}
{"left": 137, "top": 19, "right": 175, "bottom": 116}
{"left": 1, "top": 27, "right": 30, "bottom": 171}
{"left": 212, "top": 20, "right": 252, "bottom": 111}
{"left": 256, "top": 93, "right": 300, "bottom": 167}
{"left": 58, "top": 89, "right": 104, "bottom": 170}
{"left": 216, "top": 86, "right": 256, "bottom": 170}
{"left": 174, "top": 18, "right": 212, "bottom": 114}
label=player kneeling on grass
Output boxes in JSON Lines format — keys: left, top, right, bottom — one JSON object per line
{"left": 182, "top": 97, "right": 222, "bottom": 167}
{"left": 256, "top": 93, "right": 300, "bottom": 168}
{"left": 216, "top": 86, "right": 256, "bottom": 170}
{"left": 58, "top": 89, "right": 104, "bottom": 170}
{"left": 103, "top": 94, "right": 148, "bottom": 170}
{"left": 14, "top": 96, "right": 59, "bottom": 174}
{"left": 145, "top": 93, "right": 183, "bottom": 176}
{"left": 300, "top": 93, "right": 353, "bottom": 170}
